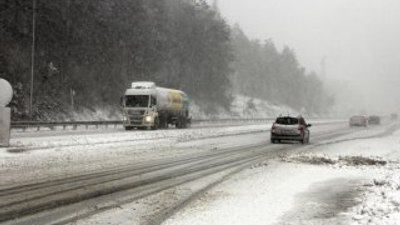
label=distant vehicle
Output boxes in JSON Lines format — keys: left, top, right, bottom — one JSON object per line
{"left": 121, "top": 82, "right": 190, "bottom": 130}
{"left": 368, "top": 115, "right": 381, "bottom": 125}
{"left": 349, "top": 115, "right": 368, "bottom": 127}
{"left": 270, "top": 116, "right": 312, "bottom": 144}
{"left": 391, "top": 113, "right": 398, "bottom": 120}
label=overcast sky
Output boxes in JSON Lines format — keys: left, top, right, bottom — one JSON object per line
{"left": 212, "top": 0, "right": 400, "bottom": 114}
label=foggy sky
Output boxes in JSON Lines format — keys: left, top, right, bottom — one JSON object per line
{"left": 213, "top": 0, "right": 400, "bottom": 114}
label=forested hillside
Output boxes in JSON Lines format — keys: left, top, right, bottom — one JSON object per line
{"left": 1, "top": 0, "right": 232, "bottom": 120}
{"left": 230, "top": 25, "right": 334, "bottom": 114}
{"left": 1, "top": 0, "right": 332, "bottom": 120}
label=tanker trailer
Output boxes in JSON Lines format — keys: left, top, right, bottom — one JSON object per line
{"left": 122, "top": 82, "right": 190, "bottom": 130}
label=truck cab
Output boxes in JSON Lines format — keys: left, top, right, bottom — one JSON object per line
{"left": 122, "top": 82, "right": 159, "bottom": 130}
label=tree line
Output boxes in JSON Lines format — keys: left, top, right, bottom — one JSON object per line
{"left": 1, "top": 0, "right": 332, "bottom": 120}
{"left": 230, "top": 25, "right": 334, "bottom": 114}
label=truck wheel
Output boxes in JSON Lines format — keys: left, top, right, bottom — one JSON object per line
{"left": 151, "top": 118, "right": 159, "bottom": 130}
{"left": 182, "top": 118, "right": 188, "bottom": 128}
{"left": 159, "top": 117, "right": 168, "bottom": 129}
{"left": 164, "top": 119, "right": 169, "bottom": 129}
{"left": 176, "top": 117, "right": 187, "bottom": 129}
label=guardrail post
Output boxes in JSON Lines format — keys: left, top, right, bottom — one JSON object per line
{"left": 0, "top": 107, "right": 11, "bottom": 147}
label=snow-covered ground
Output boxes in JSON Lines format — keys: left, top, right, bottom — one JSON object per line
{"left": 2, "top": 120, "right": 397, "bottom": 225}
{"left": 160, "top": 124, "right": 400, "bottom": 225}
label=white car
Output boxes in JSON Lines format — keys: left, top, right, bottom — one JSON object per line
{"left": 270, "top": 116, "right": 312, "bottom": 144}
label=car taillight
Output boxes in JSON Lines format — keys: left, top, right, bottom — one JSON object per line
{"left": 297, "top": 125, "right": 303, "bottom": 134}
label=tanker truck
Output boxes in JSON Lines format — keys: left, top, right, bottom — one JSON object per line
{"left": 121, "top": 82, "right": 190, "bottom": 130}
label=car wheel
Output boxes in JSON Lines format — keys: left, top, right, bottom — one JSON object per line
{"left": 271, "top": 139, "right": 279, "bottom": 144}
{"left": 301, "top": 135, "right": 307, "bottom": 144}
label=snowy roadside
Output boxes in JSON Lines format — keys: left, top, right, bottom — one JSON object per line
{"left": 161, "top": 125, "right": 400, "bottom": 225}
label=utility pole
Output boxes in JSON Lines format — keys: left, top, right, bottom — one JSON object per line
{"left": 30, "top": 0, "right": 36, "bottom": 119}
{"left": 320, "top": 56, "right": 326, "bottom": 79}
{"left": 70, "top": 88, "right": 75, "bottom": 110}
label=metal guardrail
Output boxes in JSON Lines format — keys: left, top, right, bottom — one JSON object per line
{"left": 10, "top": 118, "right": 344, "bottom": 132}
{"left": 11, "top": 120, "right": 123, "bottom": 131}
{"left": 10, "top": 118, "right": 276, "bottom": 131}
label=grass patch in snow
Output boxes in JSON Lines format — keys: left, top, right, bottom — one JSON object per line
{"left": 340, "top": 156, "right": 387, "bottom": 166}
{"left": 249, "top": 161, "right": 269, "bottom": 169}
{"left": 280, "top": 153, "right": 387, "bottom": 167}
{"left": 6, "top": 148, "right": 28, "bottom": 153}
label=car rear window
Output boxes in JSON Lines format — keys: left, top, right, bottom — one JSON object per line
{"left": 276, "top": 117, "right": 299, "bottom": 125}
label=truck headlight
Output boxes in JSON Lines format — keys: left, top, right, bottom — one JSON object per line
{"left": 144, "top": 115, "right": 153, "bottom": 123}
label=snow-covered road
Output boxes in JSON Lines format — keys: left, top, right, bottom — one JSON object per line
{"left": 0, "top": 120, "right": 344, "bottom": 186}
{"left": 0, "top": 120, "right": 398, "bottom": 225}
